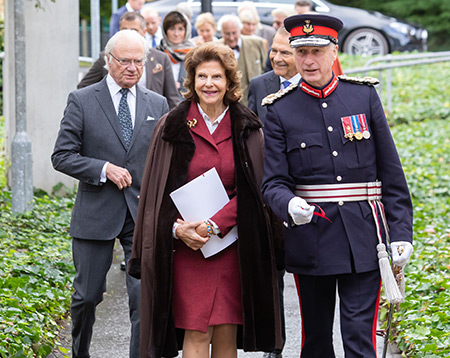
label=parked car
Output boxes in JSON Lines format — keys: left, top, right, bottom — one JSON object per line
{"left": 144, "top": 0, "right": 428, "bottom": 55}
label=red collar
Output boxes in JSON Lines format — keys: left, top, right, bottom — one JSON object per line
{"left": 299, "top": 75, "right": 339, "bottom": 98}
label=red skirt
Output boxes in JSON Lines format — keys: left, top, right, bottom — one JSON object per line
{"left": 172, "top": 240, "right": 243, "bottom": 333}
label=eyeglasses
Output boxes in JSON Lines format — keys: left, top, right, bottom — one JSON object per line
{"left": 109, "top": 52, "right": 145, "bottom": 67}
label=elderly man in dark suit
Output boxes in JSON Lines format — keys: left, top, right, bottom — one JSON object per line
{"left": 52, "top": 29, "right": 169, "bottom": 358}
{"left": 80, "top": 12, "right": 180, "bottom": 110}
{"left": 248, "top": 27, "right": 300, "bottom": 125}
{"left": 110, "top": 0, "right": 145, "bottom": 37}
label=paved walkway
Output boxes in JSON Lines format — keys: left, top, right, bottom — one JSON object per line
{"left": 51, "top": 241, "right": 402, "bottom": 357}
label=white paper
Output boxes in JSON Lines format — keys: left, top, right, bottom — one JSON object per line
{"left": 170, "top": 167, "right": 238, "bottom": 258}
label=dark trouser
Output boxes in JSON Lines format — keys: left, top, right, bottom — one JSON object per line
{"left": 294, "top": 270, "right": 381, "bottom": 358}
{"left": 275, "top": 269, "right": 286, "bottom": 354}
{"left": 71, "top": 212, "right": 140, "bottom": 358}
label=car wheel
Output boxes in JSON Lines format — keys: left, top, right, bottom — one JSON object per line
{"left": 343, "top": 28, "right": 389, "bottom": 56}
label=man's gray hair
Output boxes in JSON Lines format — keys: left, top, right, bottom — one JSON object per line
{"left": 217, "top": 14, "right": 243, "bottom": 32}
{"left": 104, "top": 29, "right": 149, "bottom": 71}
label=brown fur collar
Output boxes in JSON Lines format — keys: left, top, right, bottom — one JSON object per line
{"left": 162, "top": 101, "right": 262, "bottom": 144}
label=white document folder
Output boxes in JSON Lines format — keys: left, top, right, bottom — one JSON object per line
{"left": 169, "top": 167, "right": 238, "bottom": 258}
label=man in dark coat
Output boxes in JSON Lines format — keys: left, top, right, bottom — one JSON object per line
{"left": 129, "top": 100, "right": 282, "bottom": 358}
{"left": 80, "top": 12, "right": 180, "bottom": 110}
{"left": 52, "top": 30, "right": 169, "bottom": 358}
{"left": 262, "top": 14, "right": 413, "bottom": 358}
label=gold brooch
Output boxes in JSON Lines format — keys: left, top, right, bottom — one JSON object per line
{"left": 187, "top": 118, "right": 197, "bottom": 128}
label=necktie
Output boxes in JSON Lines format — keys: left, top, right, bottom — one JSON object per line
{"left": 118, "top": 88, "right": 133, "bottom": 149}
{"left": 152, "top": 36, "right": 156, "bottom": 48}
{"left": 281, "top": 80, "right": 291, "bottom": 90}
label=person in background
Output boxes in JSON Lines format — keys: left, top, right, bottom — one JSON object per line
{"left": 237, "top": 1, "right": 276, "bottom": 49}
{"left": 129, "top": 42, "right": 282, "bottom": 358}
{"left": 157, "top": 10, "right": 195, "bottom": 100}
{"left": 78, "top": 12, "right": 180, "bottom": 110}
{"left": 175, "top": 1, "right": 199, "bottom": 37}
{"left": 248, "top": 27, "right": 299, "bottom": 358}
{"left": 110, "top": 0, "right": 145, "bottom": 37}
{"left": 262, "top": 14, "right": 413, "bottom": 358}
{"left": 52, "top": 30, "right": 169, "bottom": 358}
{"left": 271, "top": 8, "right": 297, "bottom": 31}
{"left": 218, "top": 14, "right": 266, "bottom": 106}
{"left": 294, "top": 0, "right": 313, "bottom": 14}
{"left": 141, "top": 7, "right": 163, "bottom": 48}
{"left": 192, "top": 12, "right": 218, "bottom": 46}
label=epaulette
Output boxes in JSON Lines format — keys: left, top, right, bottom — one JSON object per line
{"left": 338, "top": 74, "right": 379, "bottom": 86}
{"left": 261, "top": 83, "right": 298, "bottom": 106}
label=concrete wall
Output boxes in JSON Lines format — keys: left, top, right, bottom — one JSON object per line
{"left": 4, "top": 0, "right": 79, "bottom": 193}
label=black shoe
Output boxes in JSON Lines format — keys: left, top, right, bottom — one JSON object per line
{"left": 120, "top": 260, "right": 126, "bottom": 271}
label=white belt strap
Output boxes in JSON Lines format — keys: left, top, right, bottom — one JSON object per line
{"left": 294, "top": 181, "right": 382, "bottom": 202}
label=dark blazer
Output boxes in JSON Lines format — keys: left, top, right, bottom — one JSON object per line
{"left": 78, "top": 49, "right": 180, "bottom": 109}
{"left": 248, "top": 70, "right": 280, "bottom": 124}
{"left": 52, "top": 77, "right": 169, "bottom": 240}
{"left": 109, "top": 5, "right": 128, "bottom": 37}
{"left": 262, "top": 79, "right": 413, "bottom": 276}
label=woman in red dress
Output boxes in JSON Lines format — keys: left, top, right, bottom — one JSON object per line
{"left": 129, "top": 42, "right": 282, "bottom": 357}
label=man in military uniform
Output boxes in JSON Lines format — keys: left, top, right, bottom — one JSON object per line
{"left": 262, "top": 14, "right": 414, "bottom": 358}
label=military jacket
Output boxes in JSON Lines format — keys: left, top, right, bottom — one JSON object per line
{"left": 262, "top": 76, "right": 413, "bottom": 275}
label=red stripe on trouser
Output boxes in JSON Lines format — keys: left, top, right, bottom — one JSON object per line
{"left": 293, "top": 274, "right": 305, "bottom": 356}
{"left": 372, "top": 280, "right": 382, "bottom": 355}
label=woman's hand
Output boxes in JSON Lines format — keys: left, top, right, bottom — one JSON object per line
{"left": 175, "top": 219, "right": 209, "bottom": 250}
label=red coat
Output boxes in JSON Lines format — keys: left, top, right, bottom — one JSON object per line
{"left": 129, "top": 101, "right": 282, "bottom": 357}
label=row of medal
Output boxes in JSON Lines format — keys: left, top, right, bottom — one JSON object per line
{"left": 341, "top": 113, "right": 371, "bottom": 141}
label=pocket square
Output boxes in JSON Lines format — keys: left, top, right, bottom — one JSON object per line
{"left": 146, "top": 116, "right": 155, "bottom": 121}
{"left": 152, "top": 63, "right": 163, "bottom": 74}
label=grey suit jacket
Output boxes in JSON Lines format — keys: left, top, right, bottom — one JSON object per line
{"left": 77, "top": 49, "right": 180, "bottom": 109}
{"left": 52, "top": 77, "right": 169, "bottom": 240}
{"left": 248, "top": 70, "right": 280, "bottom": 124}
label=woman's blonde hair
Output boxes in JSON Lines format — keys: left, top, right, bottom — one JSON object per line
{"left": 194, "top": 12, "right": 217, "bottom": 31}
{"left": 183, "top": 42, "right": 242, "bottom": 104}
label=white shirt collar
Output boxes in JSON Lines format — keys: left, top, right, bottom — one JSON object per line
{"left": 197, "top": 103, "right": 229, "bottom": 134}
{"left": 279, "top": 73, "right": 301, "bottom": 86}
{"left": 106, "top": 74, "right": 137, "bottom": 99}
{"left": 125, "top": 3, "right": 137, "bottom": 12}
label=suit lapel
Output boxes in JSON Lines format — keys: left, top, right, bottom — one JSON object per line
{"left": 265, "top": 72, "right": 281, "bottom": 95}
{"left": 129, "top": 85, "right": 148, "bottom": 151}
{"left": 94, "top": 78, "right": 127, "bottom": 149}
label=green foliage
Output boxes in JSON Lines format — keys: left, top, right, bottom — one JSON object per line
{"left": 330, "top": 0, "right": 450, "bottom": 51}
{"left": 388, "top": 119, "right": 450, "bottom": 357}
{"left": 0, "top": 116, "right": 6, "bottom": 189}
{"left": 339, "top": 54, "right": 450, "bottom": 125}
{"left": 79, "top": 0, "right": 127, "bottom": 23}
{"left": 0, "top": 190, "right": 75, "bottom": 357}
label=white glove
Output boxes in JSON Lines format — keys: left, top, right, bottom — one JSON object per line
{"left": 288, "top": 196, "right": 315, "bottom": 225}
{"left": 391, "top": 241, "right": 413, "bottom": 267}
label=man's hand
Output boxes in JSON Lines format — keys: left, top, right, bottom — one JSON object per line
{"left": 288, "top": 196, "right": 315, "bottom": 225}
{"left": 391, "top": 241, "right": 413, "bottom": 267}
{"left": 106, "top": 163, "right": 132, "bottom": 190}
{"left": 175, "top": 219, "right": 209, "bottom": 250}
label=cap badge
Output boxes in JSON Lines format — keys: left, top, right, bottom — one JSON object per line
{"left": 302, "top": 20, "right": 314, "bottom": 35}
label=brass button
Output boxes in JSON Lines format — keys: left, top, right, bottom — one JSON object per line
{"left": 322, "top": 102, "right": 328, "bottom": 108}
{"left": 332, "top": 151, "right": 338, "bottom": 157}
{"left": 328, "top": 126, "right": 333, "bottom": 132}
{"left": 300, "top": 142, "right": 306, "bottom": 148}
{"left": 338, "top": 201, "right": 344, "bottom": 206}
{"left": 336, "top": 175, "right": 342, "bottom": 181}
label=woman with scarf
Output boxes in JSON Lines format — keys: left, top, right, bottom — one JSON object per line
{"left": 129, "top": 42, "right": 282, "bottom": 358}
{"left": 157, "top": 10, "right": 194, "bottom": 99}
